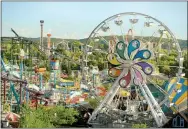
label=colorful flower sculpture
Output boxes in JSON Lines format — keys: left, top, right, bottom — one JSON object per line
{"left": 107, "top": 39, "right": 153, "bottom": 88}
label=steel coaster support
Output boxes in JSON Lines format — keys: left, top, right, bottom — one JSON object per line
{"left": 3, "top": 80, "right": 6, "bottom": 103}
{"left": 26, "top": 88, "right": 30, "bottom": 103}
{"left": 20, "top": 58, "right": 24, "bottom": 103}
{"left": 10, "top": 89, "right": 13, "bottom": 112}
{"left": 39, "top": 73, "right": 43, "bottom": 104}
{"left": 10, "top": 82, "right": 20, "bottom": 104}
{"left": 1, "top": 58, "right": 6, "bottom": 72}
{"left": 26, "top": 42, "right": 31, "bottom": 103}
{"left": 54, "top": 70, "right": 56, "bottom": 88}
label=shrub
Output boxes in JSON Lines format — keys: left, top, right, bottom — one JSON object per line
{"left": 19, "top": 104, "right": 79, "bottom": 128}
{"left": 132, "top": 123, "right": 148, "bottom": 128}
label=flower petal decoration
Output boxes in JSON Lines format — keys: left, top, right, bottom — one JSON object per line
{"left": 107, "top": 39, "right": 153, "bottom": 87}
{"left": 132, "top": 67, "right": 144, "bottom": 86}
{"left": 109, "top": 67, "right": 122, "bottom": 77}
{"left": 116, "top": 41, "right": 127, "bottom": 60}
{"left": 119, "top": 70, "right": 131, "bottom": 88}
{"left": 107, "top": 53, "right": 121, "bottom": 65}
{"left": 133, "top": 49, "right": 151, "bottom": 60}
{"left": 135, "top": 62, "right": 153, "bottom": 75}
{"left": 128, "top": 39, "right": 140, "bottom": 58}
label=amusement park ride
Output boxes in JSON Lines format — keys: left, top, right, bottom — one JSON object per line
{"left": 85, "top": 12, "right": 187, "bottom": 127}
{"left": 1, "top": 12, "right": 187, "bottom": 128}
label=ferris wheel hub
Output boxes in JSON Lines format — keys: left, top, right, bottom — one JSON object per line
{"left": 121, "top": 60, "right": 133, "bottom": 68}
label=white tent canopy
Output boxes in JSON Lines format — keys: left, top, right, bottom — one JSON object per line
{"left": 80, "top": 83, "right": 89, "bottom": 90}
{"left": 70, "top": 91, "right": 82, "bottom": 99}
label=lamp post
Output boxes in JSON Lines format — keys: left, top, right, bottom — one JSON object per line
{"left": 39, "top": 73, "right": 43, "bottom": 90}
{"left": 19, "top": 49, "right": 25, "bottom": 79}
{"left": 92, "top": 67, "right": 99, "bottom": 89}
{"left": 35, "top": 67, "right": 46, "bottom": 104}
{"left": 53, "top": 70, "right": 56, "bottom": 88}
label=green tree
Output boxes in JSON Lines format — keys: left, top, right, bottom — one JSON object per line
{"left": 19, "top": 104, "right": 79, "bottom": 128}
{"left": 86, "top": 98, "right": 99, "bottom": 109}
{"left": 43, "top": 71, "right": 50, "bottom": 82}
{"left": 49, "top": 106, "right": 79, "bottom": 127}
{"left": 20, "top": 104, "right": 54, "bottom": 128}
{"left": 73, "top": 41, "right": 82, "bottom": 48}
{"left": 162, "top": 65, "right": 171, "bottom": 76}
{"left": 102, "top": 83, "right": 112, "bottom": 91}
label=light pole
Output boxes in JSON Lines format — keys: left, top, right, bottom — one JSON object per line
{"left": 40, "top": 20, "right": 44, "bottom": 51}
{"left": 39, "top": 73, "right": 43, "bottom": 104}
{"left": 19, "top": 49, "right": 26, "bottom": 104}
{"left": 19, "top": 49, "right": 25, "bottom": 80}
{"left": 92, "top": 67, "right": 99, "bottom": 89}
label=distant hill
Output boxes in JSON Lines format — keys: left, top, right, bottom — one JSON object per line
{"left": 79, "top": 36, "right": 187, "bottom": 50}
{"left": 3, "top": 36, "right": 187, "bottom": 50}
{"left": 178, "top": 39, "right": 187, "bottom": 50}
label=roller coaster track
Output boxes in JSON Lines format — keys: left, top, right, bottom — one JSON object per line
{"left": 1, "top": 73, "right": 27, "bottom": 84}
{"left": 32, "top": 42, "right": 48, "bottom": 59}
{"left": 1, "top": 57, "right": 26, "bottom": 104}
{"left": 1, "top": 59, "right": 52, "bottom": 105}
{"left": 2, "top": 28, "right": 80, "bottom": 64}
{"left": 37, "top": 43, "right": 81, "bottom": 65}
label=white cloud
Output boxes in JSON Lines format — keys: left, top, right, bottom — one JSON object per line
{"left": 53, "top": 36, "right": 62, "bottom": 38}
{"left": 18, "top": 28, "right": 33, "bottom": 37}
{"left": 69, "top": 32, "right": 78, "bottom": 39}
{"left": 62, "top": 33, "right": 69, "bottom": 39}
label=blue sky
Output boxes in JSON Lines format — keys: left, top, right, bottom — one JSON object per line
{"left": 2, "top": 2, "right": 187, "bottom": 39}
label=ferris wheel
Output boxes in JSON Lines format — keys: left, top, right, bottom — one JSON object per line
{"left": 85, "top": 12, "right": 184, "bottom": 127}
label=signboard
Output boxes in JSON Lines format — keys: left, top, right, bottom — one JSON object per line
{"left": 58, "top": 82, "right": 74, "bottom": 87}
